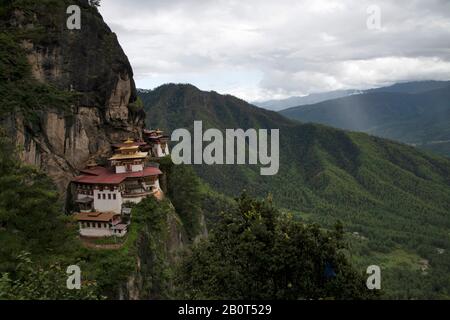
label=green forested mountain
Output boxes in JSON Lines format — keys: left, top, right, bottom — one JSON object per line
{"left": 280, "top": 83, "right": 450, "bottom": 157}
{"left": 140, "top": 83, "right": 450, "bottom": 298}
{"left": 139, "top": 84, "right": 293, "bottom": 130}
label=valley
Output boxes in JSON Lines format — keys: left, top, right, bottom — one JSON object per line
{"left": 139, "top": 84, "right": 450, "bottom": 298}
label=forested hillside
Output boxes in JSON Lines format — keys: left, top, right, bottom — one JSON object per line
{"left": 280, "top": 83, "right": 450, "bottom": 157}
{"left": 140, "top": 84, "right": 450, "bottom": 298}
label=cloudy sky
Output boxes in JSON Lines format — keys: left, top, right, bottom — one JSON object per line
{"left": 99, "top": 0, "right": 450, "bottom": 102}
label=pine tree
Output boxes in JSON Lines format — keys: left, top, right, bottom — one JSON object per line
{"left": 176, "top": 193, "right": 374, "bottom": 299}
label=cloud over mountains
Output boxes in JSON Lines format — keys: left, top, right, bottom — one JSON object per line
{"left": 100, "top": 0, "right": 450, "bottom": 101}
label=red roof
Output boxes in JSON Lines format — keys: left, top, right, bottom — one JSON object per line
{"left": 80, "top": 166, "right": 111, "bottom": 176}
{"left": 73, "top": 166, "right": 162, "bottom": 185}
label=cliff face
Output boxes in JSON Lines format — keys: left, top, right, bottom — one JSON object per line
{"left": 118, "top": 209, "right": 185, "bottom": 300}
{"left": 0, "top": 1, "right": 196, "bottom": 300}
{"left": 0, "top": 0, "right": 145, "bottom": 196}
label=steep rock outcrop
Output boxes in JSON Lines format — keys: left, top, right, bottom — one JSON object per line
{"left": 118, "top": 209, "right": 185, "bottom": 300}
{"left": 0, "top": 0, "right": 145, "bottom": 198}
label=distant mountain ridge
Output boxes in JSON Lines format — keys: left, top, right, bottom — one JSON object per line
{"left": 253, "top": 89, "right": 362, "bottom": 111}
{"left": 364, "top": 80, "right": 450, "bottom": 94}
{"left": 254, "top": 80, "right": 450, "bottom": 111}
{"left": 280, "top": 81, "right": 450, "bottom": 156}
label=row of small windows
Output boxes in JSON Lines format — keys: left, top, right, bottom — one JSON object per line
{"left": 79, "top": 222, "right": 123, "bottom": 234}
{"left": 79, "top": 190, "right": 93, "bottom": 196}
{"left": 97, "top": 193, "right": 117, "bottom": 200}
{"left": 81, "top": 222, "right": 109, "bottom": 228}
{"left": 118, "top": 160, "right": 142, "bottom": 164}
{"left": 78, "top": 185, "right": 120, "bottom": 192}
{"left": 98, "top": 186, "right": 119, "bottom": 192}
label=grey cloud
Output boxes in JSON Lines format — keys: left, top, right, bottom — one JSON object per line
{"left": 99, "top": 0, "right": 450, "bottom": 100}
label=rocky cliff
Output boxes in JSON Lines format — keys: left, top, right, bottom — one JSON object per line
{"left": 0, "top": 1, "right": 198, "bottom": 300}
{"left": 118, "top": 206, "right": 185, "bottom": 300}
{"left": 0, "top": 0, "right": 145, "bottom": 197}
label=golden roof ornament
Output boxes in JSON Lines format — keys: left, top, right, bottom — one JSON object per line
{"left": 85, "top": 159, "right": 98, "bottom": 168}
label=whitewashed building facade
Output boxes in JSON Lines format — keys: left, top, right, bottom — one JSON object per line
{"left": 72, "top": 139, "right": 163, "bottom": 237}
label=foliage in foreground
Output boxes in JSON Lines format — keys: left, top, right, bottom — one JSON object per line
{"left": 159, "top": 157, "right": 204, "bottom": 240}
{"left": 0, "top": 252, "right": 101, "bottom": 300}
{"left": 176, "top": 193, "right": 374, "bottom": 299}
{"left": 0, "top": 131, "right": 76, "bottom": 271}
{"left": 0, "top": 131, "right": 99, "bottom": 299}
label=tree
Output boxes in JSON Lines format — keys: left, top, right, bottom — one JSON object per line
{"left": 160, "top": 157, "right": 203, "bottom": 240}
{"left": 0, "top": 252, "right": 101, "bottom": 300}
{"left": 176, "top": 192, "right": 374, "bottom": 299}
{"left": 0, "top": 130, "right": 75, "bottom": 271}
